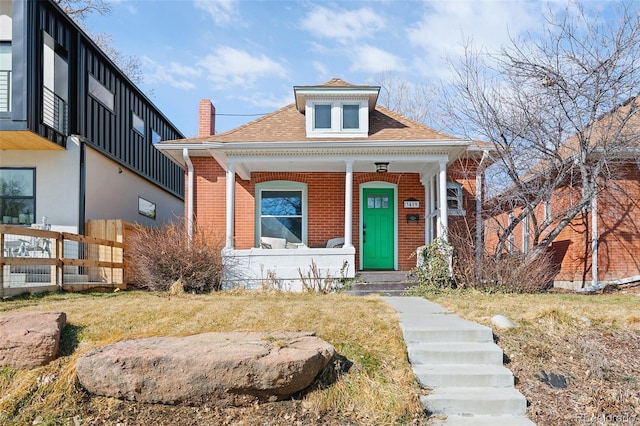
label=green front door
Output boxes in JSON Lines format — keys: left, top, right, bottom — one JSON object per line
{"left": 362, "top": 188, "right": 394, "bottom": 269}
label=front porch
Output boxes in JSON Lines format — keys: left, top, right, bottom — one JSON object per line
{"left": 222, "top": 246, "right": 356, "bottom": 292}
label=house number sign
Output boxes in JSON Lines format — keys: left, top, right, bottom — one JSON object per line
{"left": 404, "top": 199, "right": 420, "bottom": 208}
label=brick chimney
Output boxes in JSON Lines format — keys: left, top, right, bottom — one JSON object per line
{"left": 198, "top": 99, "right": 216, "bottom": 137}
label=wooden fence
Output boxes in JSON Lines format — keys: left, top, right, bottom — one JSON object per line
{"left": 0, "top": 224, "right": 125, "bottom": 298}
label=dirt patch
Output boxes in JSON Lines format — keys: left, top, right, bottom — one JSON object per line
{"left": 76, "top": 397, "right": 429, "bottom": 425}
{"left": 499, "top": 328, "right": 640, "bottom": 425}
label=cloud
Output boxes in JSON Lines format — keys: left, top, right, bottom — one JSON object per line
{"left": 237, "top": 91, "right": 292, "bottom": 110}
{"left": 141, "top": 57, "right": 201, "bottom": 90}
{"left": 301, "top": 5, "right": 384, "bottom": 42}
{"left": 407, "top": 1, "right": 542, "bottom": 79}
{"left": 197, "top": 46, "right": 288, "bottom": 88}
{"left": 312, "top": 61, "right": 330, "bottom": 79}
{"left": 193, "top": 0, "right": 239, "bottom": 26}
{"left": 349, "top": 45, "right": 406, "bottom": 74}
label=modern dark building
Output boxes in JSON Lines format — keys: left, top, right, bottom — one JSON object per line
{"left": 0, "top": 0, "right": 184, "bottom": 233}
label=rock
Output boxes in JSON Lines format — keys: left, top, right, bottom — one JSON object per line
{"left": 491, "top": 314, "right": 517, "bottom": 329}
{"left": 0, "top": 311, "right": 67, "bottom": 369}
{"left": 76, "top": 331, "right": 335, "bottom": 405}
{"left": 580, "top": 317, "right": 592, "bottom": 327}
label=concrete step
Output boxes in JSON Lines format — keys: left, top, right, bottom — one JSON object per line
{"left": 346, "top": 286, "right": 408, "bottom": 296}
{"left": 423, "top": 387, "right": 528, "bottom": 416}
{"left": 409, "top": 342, "right": 504, "bottom": 365}
{"left": 400, "top": 316, "right": 494, "bottom": 343}
{"left": 414, "top": 364, "right": 514, "bottom": 388}
{"left": 430, "top": 414, "right": 536, "bottom": 425}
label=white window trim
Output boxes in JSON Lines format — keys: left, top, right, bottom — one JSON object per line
{"left": 446, "top": 182, "right": 465, "bottom": 216}
{"left": 254, "top": 181, "right": 308, "bottom": 247}
{"left": 305, "top": 97, "right": 368, "bottom": 138}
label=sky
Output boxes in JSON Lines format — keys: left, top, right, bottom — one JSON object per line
{"left": 84, "top": 0, "right": 611, "bottom": 138}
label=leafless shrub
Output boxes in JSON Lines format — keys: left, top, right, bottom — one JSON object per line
{"left": 450, "top": 232, "right": 555, "bottom": 293}
{"left": 128, "top": 219, "right": 224, "bottom": 293}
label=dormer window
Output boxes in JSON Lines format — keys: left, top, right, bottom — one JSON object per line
{"left": 314, "top": 104, "right": 331, "bottom": 129}
{"left": 294, "top": 79, "right": 380, "bottom": 138}
{"left": 342, "top": 104, "right": 359, "bottom": 129}
{"left": 306, "top": 100, "right": 368, "bottom": 137}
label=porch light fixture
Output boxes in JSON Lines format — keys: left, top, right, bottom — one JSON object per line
{"left": 375, "top": 162, "right": 389, "bottom": 173}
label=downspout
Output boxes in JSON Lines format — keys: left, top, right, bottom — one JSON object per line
{"left": 591, "top": 193, "right": 598, "bottom": 288}
{"left": 475, "top": 150, "right": 489, "bottom": 264}
{"left": 183, "top": 148, "right": 194, "bottom": 243}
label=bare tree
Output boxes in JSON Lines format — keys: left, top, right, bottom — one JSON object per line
{"left": 374, "top": 72, "right": 439, "bottom": 126}
{"left": 441, "top": 1, "right": 640, "bottom": 257}
{"left": 55, "top": 0, "right": 143, "bottom": 84}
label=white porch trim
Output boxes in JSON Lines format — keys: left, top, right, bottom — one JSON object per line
{"left": 438, "top": 160, "right": 448, "bottom": 241}
{"left": 221, "top": 246, "right": 355, "bottom": 291}
{"left": 225, "top": 162, "right": 236, "bottom": 249}
{"left": 344, "top": 160, "right": 354, "bottom": 248}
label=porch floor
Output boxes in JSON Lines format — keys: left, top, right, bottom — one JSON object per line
{"left": 347, "top": 271, "right": 416, "bottom": 296}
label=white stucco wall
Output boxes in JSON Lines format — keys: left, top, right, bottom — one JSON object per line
{"left": 0, "top": 136, "right": 81, "bottom": 232}
{"left": 222, "top": 247, "right": 356, "bottom": 292}
{"left": 1, "top": 138, "right": 183, "bottom": 232}
{"left": 85, "top": 146, "right": 183, "bottom": 227}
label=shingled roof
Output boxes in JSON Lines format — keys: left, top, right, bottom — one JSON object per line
{"left": 163, "top": 103, "right": 458, "bottom": 145}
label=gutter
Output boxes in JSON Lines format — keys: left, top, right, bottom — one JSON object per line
{"left": 183, "top": 148, "right": 194, "bottom": 243}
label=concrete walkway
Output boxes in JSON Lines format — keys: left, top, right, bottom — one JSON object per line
{"left": 383, "top": 297, "right": 535, "bottom": 425}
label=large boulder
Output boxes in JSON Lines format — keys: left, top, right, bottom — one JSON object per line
{"left": 76, "top": 331, "right": 335, "bottom": 405}
{"left": 0, "top": 311, "right": 67, "bottom": 369}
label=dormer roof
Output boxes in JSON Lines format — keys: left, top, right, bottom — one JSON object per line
{"left": 293, "top": 78, "right": 380, "bottom": 113}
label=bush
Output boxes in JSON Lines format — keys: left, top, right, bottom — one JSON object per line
{"left": 450, "top": 232, "right": 555, "bottom": 293}
{"left": 406, "top": 238, "right": 455, "bottom": 295}
{"left": 128, "top": 220, "right": 224, "bottom": 293}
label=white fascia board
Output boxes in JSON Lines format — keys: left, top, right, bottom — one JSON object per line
{"left": 203, "top": 139, "right": 471, "bottom": 150}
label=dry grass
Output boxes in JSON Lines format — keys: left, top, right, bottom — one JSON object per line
{"left": 431, "top": 290, "right": 640, "bottom": 425}
{"left": 0, "top": 290, "right": 425, "bottom": 425}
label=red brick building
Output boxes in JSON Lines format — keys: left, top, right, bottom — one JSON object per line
{"left": 158, "top": 79, "right": 491, "bottom": 290}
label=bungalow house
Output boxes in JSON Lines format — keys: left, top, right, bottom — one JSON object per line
{"left": 484, "top": 97, "right": 640, "bottom": 290}
{"left": 157, "top": 79, "right": 492, "bottom": 290}
{"left": 0, "top": 0, "right": 184, "bottom": 235}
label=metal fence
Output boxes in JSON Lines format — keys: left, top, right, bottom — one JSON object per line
{"left": 1, "top": 224, "right": 125, "bottom": 298}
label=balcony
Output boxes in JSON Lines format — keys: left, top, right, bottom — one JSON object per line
{"left": 42, "top": 85, "right": 68, "bottom": 135}
{"left": 0, "top": 70, "right": 10, "bottom": 112}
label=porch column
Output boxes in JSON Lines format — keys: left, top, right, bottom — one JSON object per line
{"left": 344, "top": 160, "right": 354, "bottom": 248}
{"left": 438, "top": 160, "right": 448, "bottom": 242}
{"left": 225, "top": 162, "right": 236, "bottom": 249}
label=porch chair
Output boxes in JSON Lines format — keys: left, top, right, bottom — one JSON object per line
{"left": 326, "top": 237, "right": 345, "bottom": 248}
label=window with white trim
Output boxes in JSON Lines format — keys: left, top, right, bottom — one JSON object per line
{"left": 306, "top": 100, "right": 367, "bottom": 137}
{"left": 256, "top": 181, "right": 307, "bottom": 245}
{"left": 314, "top": 104, "right": 331, "bottom": 129}
{"left": 342, "top": 104, "right": 359, "bottom": 129}
{"left": 446, "top": 182, "right": 465, "bottom": 216}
